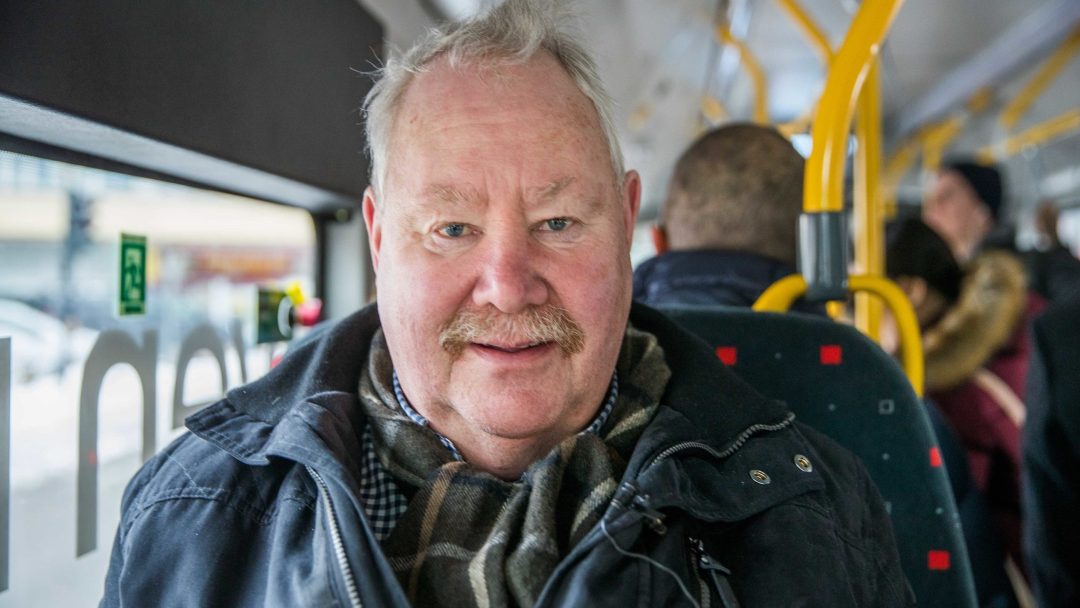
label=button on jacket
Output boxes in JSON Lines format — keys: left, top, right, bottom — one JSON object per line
{"left": 101, "top": 303, "right": 913, "bottom": 607}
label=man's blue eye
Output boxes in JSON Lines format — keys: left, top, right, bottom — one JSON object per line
{"left": 545, "top": 218, "right": 570, "bottom": 231}
{"left": 442, "top": 223, "right": 466, "bottom": 237}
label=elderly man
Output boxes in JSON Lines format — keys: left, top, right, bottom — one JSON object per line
{"left": 102, "top": 2, "right": 910, "bottom": 606}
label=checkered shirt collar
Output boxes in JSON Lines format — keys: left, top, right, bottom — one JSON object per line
{"left": 390, "top": 370, "right": 620, "bottom": 462}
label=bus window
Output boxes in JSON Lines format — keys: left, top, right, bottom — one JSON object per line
{"left": 0, "top": 151, "right": 315, "bottom": 606}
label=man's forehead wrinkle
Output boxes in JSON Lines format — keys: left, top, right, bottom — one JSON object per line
{"left": 425, "top": 183, "right": 481, "bottom": 206}
{"left": 526, "top": 177, "right": 576, "bottom": 204}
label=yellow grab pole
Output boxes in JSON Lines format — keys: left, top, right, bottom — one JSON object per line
{"left": 754, "top": 273, "right": 925, "bottom": 396}
{"left": 854, "top": 59, "right": 884, "bottom": 342}
{"left": 921, "top": 115, "right": 965, "bottom": 173}
{"left": 628, "top": 103, "right": 653, "bottom": 132}
{"left": 805, "top": 0, "right": 903, "bottom": 214}
{"left": 774, "top": 0, "right": 831, "bottom": 138}
{"left": 978, "top": 107, "right": 1080, "bottom": 162}
{"left": 776, "top": 0, "right": 834, "bottom": 66}
{"left": 1000, "top": 25, "right": 1080, "bottom": 131}
{"left": 753, "top": 275, "right": 809, "bottom": 313}
{"left": 779, "top": 109, "right": 814, "bottom": 138}
{"left": 881, "top": 135, "right": 921, "bottom": 219}
{"left": 715, "top": 25, "right": 769, "bottom": 123}
{"left": 701, "top": 95, "right": 729, "bottom": 124}
{"left": 850, "top": 275, "right": 924, "bottom": 396}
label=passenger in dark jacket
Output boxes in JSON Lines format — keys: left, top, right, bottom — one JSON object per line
{"left": 1023, "top": 296, "right": 1080, "bottom": 607}
{"left": 633, "top": 123, "right": 824, "bottom": 315}
{"left": 103, "top": 2, "right": 909, "bottom": 606}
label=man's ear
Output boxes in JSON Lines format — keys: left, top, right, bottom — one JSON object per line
{"left": 362, "top": 186, "right": 382, "bottom": 273}
{"left": 651, "top": 225, "right": 669, "bottom": 254}
{"left": 621, "top": 170, "right": 642, "bottom": 245}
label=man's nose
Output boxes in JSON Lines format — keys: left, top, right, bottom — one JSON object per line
{"left": 471, "top": 230, "right": 549, "bottom": 314}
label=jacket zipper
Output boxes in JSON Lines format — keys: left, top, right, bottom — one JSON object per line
{"left": 689, "top": 537, "right": 741, "bottom": 608}
{"left": 307, "top": 466, "right": 364, "bottom": 608}
{"left": 646, "top": 412, "right": 796, "bottom": 470}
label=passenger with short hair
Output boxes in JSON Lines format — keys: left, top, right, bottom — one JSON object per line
{"left": 101, "top": 2, "right": 910, "bottom": 606}
{"left": 634, "top": 123, "right": 820, "bottom": 312}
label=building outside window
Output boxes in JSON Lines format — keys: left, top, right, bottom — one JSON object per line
{"left": 0, "top": 151, "right": 316, "bottom": 606}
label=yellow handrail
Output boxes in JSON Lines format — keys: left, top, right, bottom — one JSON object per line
{"left": 978, "top": 107, "right": 1080, "bottom": 162}
{"left": 715, "top": 25, "right": 769, "bottom": 123}
{"left": 804, "top": 0, "right": 903, "bottom": 214}
{"left": 881, "top": 92, "right": 987, "bottom": 215}
{"left": 774, "top": 0, "right": 829, "bottom": 138}
{"left": 753, "top": 275, "right": 809, "bottom": 312}
{"left": 921, "top": 115, "right": 965, "bottom": 173}
{"left": 881, "top": 134, "right": 921, "bottom": 219}
{"left": 1000, "top": 25, "right": 1080, "bottom": 131}
{"left": 779, "top": 109, "right": 814, "bottom": 138}
{"left": 852, "top": 275, "right": 924, "bottom": 396}
{"left": 854, "top": 59, "right": 884, "bottom": 342}
{"left": 776, "top": 0, "right": 834, "bottom": 66}
{"left": 754, "top": 274, "right": 925, "bottom": 396}
{"left": 628, "top": 102, "right": 652, "bottom": 132}
{"left": 755, "top": 0, "right": 918, "bottom": 393}
{"left": 701, "top": 95, "right": 729, "bottom": 124}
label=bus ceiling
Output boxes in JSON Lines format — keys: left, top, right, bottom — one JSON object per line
{"left": 0, "top": 0, "right": 384, "bottom": 214}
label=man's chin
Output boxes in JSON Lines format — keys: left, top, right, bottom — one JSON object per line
{"left": 458, "top": 399, "right": 574, "bottom": 442}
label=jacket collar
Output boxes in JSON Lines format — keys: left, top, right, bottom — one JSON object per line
{"left": 624, "top": 303, "right": 792, "bottom": 466}
{"left": 633, "top": 249, "right": 825, "bottom": 315}
{"left": 186, "top": 303, "right": 382, "bottom": 476}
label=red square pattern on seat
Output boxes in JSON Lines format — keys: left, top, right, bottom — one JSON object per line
{"left": 929, "top": 447, "right": 943, "bottom": 468}
{"left": 928, "top": 550, "right": 951, "bottom": 571}
{"left": 716, "top": 346, "right": 737, "bottom": 366}
{"left": 820, "top": 345, "right": 843, "bottom": 365}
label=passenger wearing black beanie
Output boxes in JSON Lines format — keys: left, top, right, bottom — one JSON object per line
{"left": 923, "top": 157, "right": 1005, "bottom": 261}
{"left": 943, "top": 160, "right": 1003, "bottom": 221}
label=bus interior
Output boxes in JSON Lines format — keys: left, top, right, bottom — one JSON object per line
{"left": 2, "top": 0, "right": 1079, "bottom": 606}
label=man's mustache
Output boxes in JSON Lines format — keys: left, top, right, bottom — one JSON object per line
{"left": 439, "top": 305, "right": 586, "bottom": 358}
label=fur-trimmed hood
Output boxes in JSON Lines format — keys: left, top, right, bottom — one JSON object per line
{"left": 924, "top": 251, "right": 1028, "bottom": 392}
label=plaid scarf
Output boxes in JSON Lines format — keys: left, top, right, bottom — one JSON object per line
{"left": 357, "top": 326, "right": 670, "bottom": 607}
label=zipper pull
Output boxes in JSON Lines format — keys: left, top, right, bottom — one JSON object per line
{"left": 689, "top": 537, "right": 741, "bottom": 608}
{"left": 631, "top": 493, "right": 668, "bottom": 535}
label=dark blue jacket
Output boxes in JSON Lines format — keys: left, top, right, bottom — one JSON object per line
{"left": 101, "top": 303, "right": 911, "bottom": 607}
{"left": 633, "top": 249, "right": 825, "bottom": 315}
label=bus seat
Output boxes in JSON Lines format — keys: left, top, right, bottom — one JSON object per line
{"left": 660, "top": 305, "right": 978, "bottom": 608}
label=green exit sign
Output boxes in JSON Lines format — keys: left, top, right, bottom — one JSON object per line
{"left": 118, "top": 233, "right": 147, "bottom": 316}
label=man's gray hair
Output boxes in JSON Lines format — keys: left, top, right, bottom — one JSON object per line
{"left": 363, "top": 0, "right": 624, "bottom": 195}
